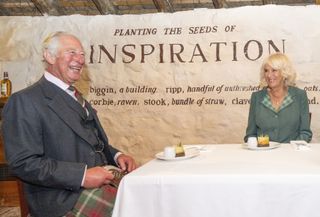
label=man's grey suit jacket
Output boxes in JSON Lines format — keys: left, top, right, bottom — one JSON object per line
{"left": 2, "top": 76, "right": 119, "bottom": 217}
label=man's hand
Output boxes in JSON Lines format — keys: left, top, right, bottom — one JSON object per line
{"left": 83, "top": 166, "right": 114, "bottom": 189}
{"left": 117, "top": 154, "right": 137, "bottom": 172}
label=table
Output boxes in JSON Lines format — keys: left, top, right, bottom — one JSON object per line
{"left": 112, "top": 144, "right": 320, "bottom": 217}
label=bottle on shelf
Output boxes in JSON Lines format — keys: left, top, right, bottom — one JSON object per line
{"left": 0, "top": 71, "right": 12, "bottom": 100}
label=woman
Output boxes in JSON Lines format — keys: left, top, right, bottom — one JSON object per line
{"left": 244, "top": 53, "right": 312, "bottom": 143}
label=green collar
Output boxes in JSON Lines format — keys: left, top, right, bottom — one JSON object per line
{"left": 261, "top": 88, "right": 294, "bottom": 112}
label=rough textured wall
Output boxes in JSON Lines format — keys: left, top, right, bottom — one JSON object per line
{"left": 1, "top": 5, "right": 320, "bottom": 165}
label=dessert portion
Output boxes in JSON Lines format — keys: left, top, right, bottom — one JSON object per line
{"left": 257, "top": 135, "right": 270, "bottom": 147}
{"left": 175, "top": 142, "right": 186, "bottom": 157}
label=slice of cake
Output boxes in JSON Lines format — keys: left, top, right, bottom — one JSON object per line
{"left": 257, "top": 135, "right": 270, "bottom": 147}
{"left": 175, "top": 142, "right": 185, "bottom": 157}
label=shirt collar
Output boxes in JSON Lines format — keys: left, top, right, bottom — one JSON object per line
{"left": 44, "top": 71, "right": 70, "bottom": 92}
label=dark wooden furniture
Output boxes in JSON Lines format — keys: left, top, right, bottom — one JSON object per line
{"left": 0, "top": 163, "right": 29, "bottom": 217}
{"left": 17, "top": 179, "right": 29, "bottom": 217}
{"left": 1, "top": 100, "right": 29, "bottom": 217}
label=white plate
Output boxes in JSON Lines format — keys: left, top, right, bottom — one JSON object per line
{"left": 243, "top": 141, "right": 281, "bottom": 150}
{"left": 156, "top": 147, "right": 200, "bottom": 161}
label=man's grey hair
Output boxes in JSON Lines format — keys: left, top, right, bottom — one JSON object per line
{"left": 42, "top": 31, "right": 76, "bottom": 56}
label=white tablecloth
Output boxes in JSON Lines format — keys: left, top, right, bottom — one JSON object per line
{"left": 112, "top": 144, "right": 320, "bottom": 217}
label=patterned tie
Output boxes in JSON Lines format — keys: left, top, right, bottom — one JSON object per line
{"left": 68, "top": 86, "right": 85, "bottom": 108}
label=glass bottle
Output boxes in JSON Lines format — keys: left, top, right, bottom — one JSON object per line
{"left": 1, "top": 71, "right": 12, "bottom": 98}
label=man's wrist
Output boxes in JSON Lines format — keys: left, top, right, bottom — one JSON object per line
{"left": 114, "top": 152, "right": 122, "bottom": 164}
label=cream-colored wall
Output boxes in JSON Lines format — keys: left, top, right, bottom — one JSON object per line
{"left": 1, "top": 5, "right": 320, "bottom": 165}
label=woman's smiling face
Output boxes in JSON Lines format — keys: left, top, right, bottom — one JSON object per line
{"left": 263, "top": 64, "right": 285, "bottom": 89}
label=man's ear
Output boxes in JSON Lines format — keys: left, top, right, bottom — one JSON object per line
{"left": 43, "top": 50, "right": 56, "bottom": 64}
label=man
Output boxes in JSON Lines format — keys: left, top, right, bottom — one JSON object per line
{"left": 2, "top": 31, "right": 136, "bottom": 217}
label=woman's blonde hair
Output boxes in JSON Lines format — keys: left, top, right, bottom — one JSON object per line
{"left": 259, "top": 52, "right": 296, "bottom": 88}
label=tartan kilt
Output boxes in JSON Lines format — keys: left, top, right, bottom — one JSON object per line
{"left": 66, "top": 185, "right": 117, "bottom": 217}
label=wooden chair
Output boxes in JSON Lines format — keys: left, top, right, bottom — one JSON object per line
{"left": 17, "top": 179, "right": 29, "bottom": 217}
{"left": 0, "top": 163, "right": 29, "bottom": 217}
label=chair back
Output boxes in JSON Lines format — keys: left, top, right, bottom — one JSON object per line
{"left": 17, "top": 179, "right": 29, "bottom": 217}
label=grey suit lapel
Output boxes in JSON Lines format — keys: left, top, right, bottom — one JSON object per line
{"left": 39, "top": 77, "right": 98, "bottom": 146}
